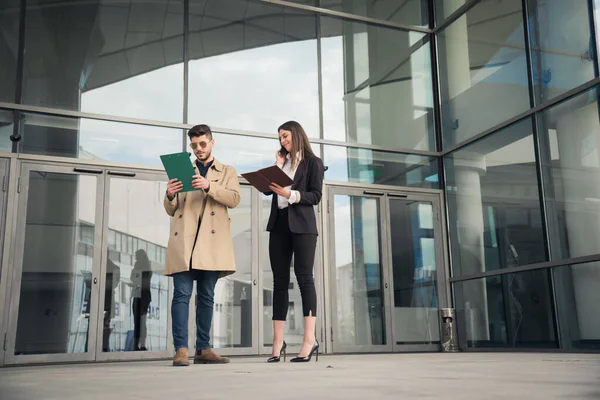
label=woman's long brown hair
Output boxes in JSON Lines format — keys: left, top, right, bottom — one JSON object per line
{"left": 278, "top": 120, "right": 315, "bottom": 169}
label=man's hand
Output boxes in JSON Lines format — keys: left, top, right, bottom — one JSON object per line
{"left": 167, "top": 178, "right": 183, "bottom": 198}
{"left": 192, "top": 174, "right": 210, "bottom": 190}
{"left": 269, "top": 182, "right": 290, "bottom": 199}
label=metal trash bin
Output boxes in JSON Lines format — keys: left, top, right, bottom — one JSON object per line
{"left": 440, "top": 308, "right": 459, "bottom": 352}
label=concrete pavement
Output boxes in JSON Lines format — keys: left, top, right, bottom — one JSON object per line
{"left": 1, "top": 352, "right": 599, "bottom": 400}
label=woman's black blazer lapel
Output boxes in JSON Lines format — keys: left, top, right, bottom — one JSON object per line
{"left": 291, "top": 159, "right": 306, "bottom": 189}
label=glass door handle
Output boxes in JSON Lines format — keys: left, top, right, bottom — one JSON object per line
{"left": 93, "top": 277, "right": 98, "bottom": 284}
{"left": 363, "top": 191, "right": 384, "bottom": 196}
{"left": 385, "top": 283, "right": 388, "bottom": 289}
{"left": 74, "top": 167, "right": 103, "bottom": 174}
{"left": 253, "top": 279, "right": 257, "bottom": 285}
{"left": 107, "top": 171, "right": 136, "bottom": 177}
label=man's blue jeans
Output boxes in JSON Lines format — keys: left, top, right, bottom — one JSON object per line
{"left": 172, "top": 269, "right": 219, "bottom": 351}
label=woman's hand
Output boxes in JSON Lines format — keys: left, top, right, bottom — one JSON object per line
{"left": 269, "top": 182, "right": 290, "bottom": 199}
{"left": 275, "top": 149, "right": 286, "bottom": 166}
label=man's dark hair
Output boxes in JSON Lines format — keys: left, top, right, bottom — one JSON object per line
{"left": 188, "top": 124, "right": 213, "bottom": 140}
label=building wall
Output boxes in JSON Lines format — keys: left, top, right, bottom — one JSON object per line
{"left": 0, "top": 0, "right": 599, "bottom": 360}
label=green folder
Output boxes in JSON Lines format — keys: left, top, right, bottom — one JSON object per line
{"left": 159, "top": 152, "right": 199, "bottom": 193}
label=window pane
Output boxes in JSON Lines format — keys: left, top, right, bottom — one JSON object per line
{"left": 213, "top": 186, "right": 253, "bottom": 349}
{"left": 211, "top": 133, "right": 279, "bottom": 175}
{"left": 103, "top": 178, "right": 170, "bottom": 352}
{"left": 188, "top": 0, "right": 319, "bottom": 137}
{"left": 438, "top": 0, "right": 531, "bottom": 147}
{"left": 321, "top": 17, "right": 435, "bottom": 150}
{"left": 23, "top": 0, "right": 184, "bottom": 122}
{"left": 0, "top": 1, "right": 19, "bottom": 103}
{"left": 537, "top": 87, "right": 600, "bottom": 260}
{"left": 261, "top": 194, "right": 306, "bottom": 346}
{"left": 324, "top": 145, "right": 438, "bottom": 188}
{"left": 444, "top": 118, "right": 547, "bottom": 277}
{"left": 553, "top": 262, "right": 600, "bottom": 350}
{"left": 528, "top": 0, "right": 597, "bottom": 104}
{"left": 16, "top": 172, "right": 97, "bottom": 355}
{"left": 434, "top": 0, "right": 468, "bottom": 25}
{"left": 453, "top": 269, "right": 557, "bottom": 349}
{"left": 319, "top": 0, "right": 429, "bottom": 28}
{"left": 20, "top": 113, "right": 182, "bottom": 166}
{"left": 0, "top": 110, "right": 15, "bottom": 152}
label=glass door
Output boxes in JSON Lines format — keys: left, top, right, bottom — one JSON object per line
{"left": 386, "top": 192, "right": 446, "bottom": 352}
{"left": 95, "top": 169, "right": 173, "bottom": 360}
{"left": 327, "top": 186, "right": 447, "bottom": 353}
{"left": 5, "top": 163, "right": 105, "bottom": 364}
{"left": 210, "top": 184, "right": 258, "bottom": 355}
{"left": 259, "top": 192, "right": 324, "bottom": 355}
{"left": 327, "top": 188, "right": 393, "bottom": 353}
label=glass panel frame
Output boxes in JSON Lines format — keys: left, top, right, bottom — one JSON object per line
{"left": 5, "top": 162, "right": 106, "bottom": 364}
{"left": 386, "top": 195, "right": 444, "bottom": 349}
{"left": 327, "top": 187, "right": 393, "bottom": 353}
{"left": 326, "top": 185, "right": 449, "bottom": 353}
{"left": 96, "top": 171, "right": 173, "bottom": 360}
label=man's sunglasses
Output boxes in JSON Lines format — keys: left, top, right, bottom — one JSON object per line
{"left": 189, "top": 141, "right": 209, "bottom": 150}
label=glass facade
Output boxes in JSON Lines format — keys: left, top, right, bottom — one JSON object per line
{"left": 1, "top": 0, "right": 600, "bottom": 365}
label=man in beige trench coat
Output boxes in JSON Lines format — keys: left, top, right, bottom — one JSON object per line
{"left": 164, "top": 124, "right": 240, "bottom": 366}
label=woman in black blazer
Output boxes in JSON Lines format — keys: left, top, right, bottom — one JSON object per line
{"left": 265, "top": 121, "right": 324, "bottom": 363}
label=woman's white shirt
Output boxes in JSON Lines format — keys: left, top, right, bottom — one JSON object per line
{"left": 276, "top": 152, "right": 302, "bottom": 209}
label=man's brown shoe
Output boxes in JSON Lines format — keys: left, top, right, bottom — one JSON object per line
{"left": 194, "top": 348, "right": 230, "bottom": 364}
{"left": 172, "top": 347, "right": 190, "bottom": 366}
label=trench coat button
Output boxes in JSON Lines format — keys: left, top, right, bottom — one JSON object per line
{"left": 211, "top": 211, "right": 215, "bottom": 216}
{"left": 179, "top": 214, "right": 182, "bottom": 218}
{"left": 211, "top": 229, "right": 216, "bottom": 234}
{"left": 174, "top": 232, "right": 178, "bottom": 236}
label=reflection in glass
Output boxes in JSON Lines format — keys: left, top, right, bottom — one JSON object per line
{"left": 438, "top": 0, "right": 530, "bottom": 147}
{"left": 16, "top": 172, "right": 96, "bottom": 355}
{"left": 21, "top": 113, "right": 182, "bottom": 166}
{"left": 527, "top": 0, "right": 597, "bottom": 104}
{"left": 188, "top": 0, "right": 319, "bottom": 136}
{"left": 321, "top": 17, "right": 434, "bottom": 150}
{"left": 453, "top": 270, "right": 557, "bottom": 349}
{"left": 389, "top": 199, "right": 439, "bottom": 344}
{"left": 319, "top": 0, "right": 429, "bottom": 27}
{"left": 333, "top": 195, "right": 385, "bottom": 346}
{"left": 444, "top": 118, "right": 547, "bottom": 278}
{"left": 103, "top": 178, "right": 170, "bottom": 352}
{"left": 537, "top": 87, "right": 600, "bottom": 261}
{"left": 213, "top": 133, "right": 279, "bottom": 175}
{"left": 324, "top": 145, "right": 438, "bottom": 189}
{"left": 262, "top": 194, "right": 305, "bottom": 346}
{"left": 23, "top": 0, "right": 184, "bottom": 122}
{"left": 213, "top": 186, "right": 253, "bottom": 348}
{"left": 434, "top": 0, "right": 468, "bottom": 25}
{"left": 0, "top": 1, "right": 19, "bottom": 103}
{"left": 552, "top": 262, "right": 600, "bottom": 350}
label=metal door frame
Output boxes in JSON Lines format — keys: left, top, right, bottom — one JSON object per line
{"left": 257, "top": 191, "right": 326, "bottom": 356}
{"left": 0, "top": 156, "right": 16, "bottom": 366}
{"left": 384, "top": 189, "right": 447, "bottom": 352}
{"left": 95, "top": 167, "right": 175, "bottom": 361}
{"left": 205, "top": 182, "right": 260, "bottom": 357}
{"left": 324, "top": 182, "right": 450, "bottom": 354}
{"left": 326, "top": 185, "right": 395, "bottom": 353}
{"left": 4, "top": 161, "right": 106, "bottom": 364}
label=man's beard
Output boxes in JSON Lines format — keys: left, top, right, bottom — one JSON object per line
{"left": 196, "top": 150, "right": 211, "bottom": 162}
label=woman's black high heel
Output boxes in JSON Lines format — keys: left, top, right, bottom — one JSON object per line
{"left": 289, "top": 341, "right": 319, "bottom": 363}
{"left": 267, "top": 341, "right": 287, "bottom": 363}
